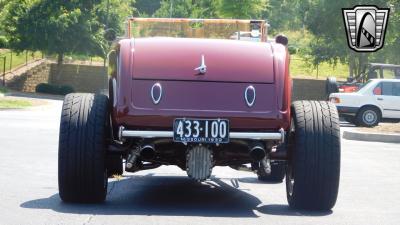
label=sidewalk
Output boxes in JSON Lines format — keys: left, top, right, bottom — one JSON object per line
{"left": 341, "top": 122, "right": 400, "bottom": 144}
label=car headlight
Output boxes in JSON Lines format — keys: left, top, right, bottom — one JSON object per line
{"left": 330, "top": 97, "right": 340, "bottom": 103}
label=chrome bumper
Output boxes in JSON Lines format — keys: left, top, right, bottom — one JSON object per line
{"left": 118, "top": 126, "right": 285, "bottom": 143}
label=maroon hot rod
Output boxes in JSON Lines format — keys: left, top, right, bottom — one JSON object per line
{"left": 58, "top": 18, "right": 340, "bottom": 210}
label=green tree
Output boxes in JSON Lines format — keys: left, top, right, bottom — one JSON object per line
{"left": 264, "top": 0, "right": 310, "bottom": 31}
{"left": 0, "top": 0, "right": 8, "bottom": 12}
{"left": 215, "top": 0, "right": 268, "bottom": 19}
{"left": 153, "top": 0, "right": 268, "bottom": 19}
{"left": 0, "top": 0, "right": 13, "bottom": 47}
{"left": 154, "top": 0, "right": 217, "bottom": 18}
{"left": 304, "top": 0, "right": 399, "bottom": 77}
{"left": 371, "top": 0, "right": 400, "bottom": 65}
{"left": 1, "top": 0, "right": 134, "bottom": 63}
{"left": 134, "top": 0, "right": 161, "bottom": 17}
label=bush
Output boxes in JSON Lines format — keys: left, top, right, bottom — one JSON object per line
{"left": 35, "top": 83, "right": 74, "bottom": 95}
{"left": 288, "top": 45, "right": 299, "bottom": 55}
{"left": 58, "top": 85, "right": 75, "bottom": 95}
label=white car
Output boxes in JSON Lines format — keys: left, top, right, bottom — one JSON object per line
{"left": 329, "top": 79, "right": 400, "bottom": 127}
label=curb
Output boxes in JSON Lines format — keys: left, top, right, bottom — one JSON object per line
{"left": 343, "top": 130, "right": 400, "bottom": 144}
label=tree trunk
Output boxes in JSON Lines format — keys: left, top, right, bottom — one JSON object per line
{"left": 358, "top": 53, "right": 368, "bottom": 76}
{"left": 56, "top": 53, "right": 64, "bottom": 80}
{"left": 57, "top": 53, "right": 64, "bottom": 65}
{"left": 349, "top": 52, "right": 355, "bottom": 78}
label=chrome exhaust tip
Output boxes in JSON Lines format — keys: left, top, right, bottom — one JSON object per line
{"left": 141, "top": 144, "right": 156, "bottom": 160}
{"left": 249, "top": 143, "right": 266, "bottom": 161}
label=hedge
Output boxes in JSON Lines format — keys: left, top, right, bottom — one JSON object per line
{"left": 35, "top": 83, "right": 74, "bottom": 95}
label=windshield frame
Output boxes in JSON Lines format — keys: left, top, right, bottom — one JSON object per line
{"left": 127, "top": 17, "right": 269, "bottom": 42}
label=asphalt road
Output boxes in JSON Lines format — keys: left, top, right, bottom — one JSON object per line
{"left": 0, "top": 99, "right": 399, "bottom": 225}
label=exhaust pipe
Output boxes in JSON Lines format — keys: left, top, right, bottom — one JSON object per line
{"left": 249, "top": 142, "right": 266, "bottom": 161}
{"left": 126, "top": 152, "right": 139, "bottom": 171}
{"left": 125, "top": 144, "right": 157, "bottom": 172}
{"left": 140, "top": 144, "right": 156, "bottom": 160}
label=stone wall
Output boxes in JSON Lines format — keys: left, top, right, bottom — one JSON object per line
{"left": 50, "top": 64, "right": 107, "bottom": 93}
{"left": 8, "top": 62, "right": 327, "bottom": 100}
{"left": 292, "top": 78, "right": 326, "bottom": 101}
{"left": 6, "top": 61, "right": 50, "bottom": 92}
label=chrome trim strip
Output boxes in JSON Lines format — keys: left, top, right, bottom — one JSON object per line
{"left": 122, "top": 130, "right": 174, "bottom": 138}
{"left": 229, "top": 132, "right": 282, "bottom": 140}
{"left": 120, "top": 126, "right": 284, "bottom": 142}
{"left": 151, "top": 83, "right": 162, "bottom": 104}
{"left": 244, "top": 85, "right": 256, "bottom": 107}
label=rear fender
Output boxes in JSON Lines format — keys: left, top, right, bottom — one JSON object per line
{"left": 271, "top": 43, "right": 291, "bottom": 130}
{"left": 111, "top": 39, "right": 135, "bottom": 129}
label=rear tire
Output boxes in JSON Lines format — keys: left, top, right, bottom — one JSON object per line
{"left": 58, "top": 93, "right": 109, "bottom": 203}
{"left": 286, "top": 101, "right": 341, "bottom": 210}
{"left": 355, "top": 106, "right": 380, "bottom": 127}
{"left": 257, "top": 161, "right": 285, "bottom": 182}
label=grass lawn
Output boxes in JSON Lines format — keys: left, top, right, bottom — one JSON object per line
{"left": 1, "top": 86, "right": 33, "bottom": 109}
{"left": 290, "top": 55, "right": 349, "bottom": 80}
{"left": 0, "top": 99, "right": 32, "bottom": 109}
{"left": 0, "top": 50, "right": 42, "bottom": 73}
{"left": 270, "top": 30, "right": 349, "bottom": 80}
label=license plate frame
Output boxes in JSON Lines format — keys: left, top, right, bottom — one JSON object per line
{"left": 173, "top": 118, "right": 230, "bottom": 144}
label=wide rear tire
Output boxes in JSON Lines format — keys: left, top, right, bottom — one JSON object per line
{"left": 286, "top": 101, "right": 341, "bottom": 210}
{"left": 58, "top": 93, "right": 109, "bottom": 203}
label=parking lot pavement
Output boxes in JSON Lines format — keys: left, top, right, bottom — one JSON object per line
{"left": 0, "top": 100, "right": 400, "bottom": 225}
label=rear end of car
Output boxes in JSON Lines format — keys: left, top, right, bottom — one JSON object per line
{"left": 58, "top": 18, "right": 341, "bottom": 211}
{"left": 115, "top": 38, "right": 290, "bottom": 131}
{"left": 111, "top": 37, "right": 291, "bottom": 178}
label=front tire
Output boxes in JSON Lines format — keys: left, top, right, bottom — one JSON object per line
{"left": 286, "top": 101, "right": 341, "bottom": 210}
{"left": 58, "top": 93, "right": 109, "bottom": 203}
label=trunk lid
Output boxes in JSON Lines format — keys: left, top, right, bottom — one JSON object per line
{"left": 129, "top": 80, "right": 280, "bottom": 130}
{"left": 132, "top": 38, "right": 275, "bottom": 83}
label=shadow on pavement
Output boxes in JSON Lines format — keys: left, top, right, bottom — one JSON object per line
{"left": 237, "top": 177, "right": 283, "bottom": 184}
{"left": 256, "top": 204, "right": 332, "bottom": 217}
{"left": 20, "top": 175, "right": 331, "bottom": 218}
